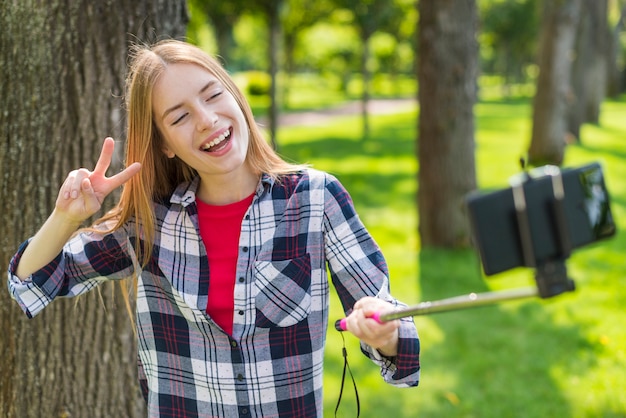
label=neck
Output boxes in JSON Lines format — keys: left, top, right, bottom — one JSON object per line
{"left": 197, "top": 170, "right": 259, "bottom": 205}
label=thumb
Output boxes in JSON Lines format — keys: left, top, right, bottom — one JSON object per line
{"left": 81, "top": 178, "right": 105, "bottom": 215}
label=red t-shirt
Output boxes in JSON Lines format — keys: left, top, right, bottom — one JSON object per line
{"left": 196, "top": 193, "right": 254, "bottom": 336}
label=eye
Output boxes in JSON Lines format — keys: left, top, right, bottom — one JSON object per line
{"left": 206, "top": 91, "right": 223, "bottom": 101}
{"left": 171, "top": 113, "right": 188, "bottom": 126}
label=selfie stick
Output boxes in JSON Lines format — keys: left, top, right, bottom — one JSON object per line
{"left": 335, "top": 165, "right": 576, "bottom": 332}
{"left": 334, "top": 287, "right": 538, "bottom": 331}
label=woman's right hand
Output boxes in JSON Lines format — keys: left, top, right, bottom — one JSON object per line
{"left": 55, "top": 137, "right": 141, "bottom": 224}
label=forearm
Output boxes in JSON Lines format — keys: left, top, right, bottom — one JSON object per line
{"left": 15, "top": 209, "right": 82, "bottom": 279}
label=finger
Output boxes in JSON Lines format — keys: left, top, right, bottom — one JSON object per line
{"left": 105, "top": 162, "right": 142, "bottom": 190}
{"left": 355, "top": 300, "right": 391, "bottom": 319}
{"left": 92, "top": 137, "right": 115, "bottom": 176}
{"left": 353, "top": 296, "right": 377, "bottom": 311}
{"left": 61, "top": 171, "right": 77, "bottom": 200}
{"left": 69, "top": 169, "right": 91, "bottom": 199}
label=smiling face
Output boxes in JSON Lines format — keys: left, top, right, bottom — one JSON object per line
{"left": 152, "top": 63, "right": 253, "bottom": 185}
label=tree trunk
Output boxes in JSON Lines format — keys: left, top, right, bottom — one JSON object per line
{"left": 607, "top": 5, "right": 626, "bottom": 97}
{"left": 569, "top": 0, "right": 608, "bottom": 140}
{"left": 360, "top": 33, "right": 371, "bottom": 141}
{"left": 0, "top": 1, "right": 187, "bottom": 417}
{"left": 568, "top": 0, "right": 594, "bottom": 141}
{"left": 528, "top": 0, "right": 582, "bottom": 166}
{"left": 417, "top": 0, "right": 478, "bottom": 248}
{"left": 267, "top": 0, "right": 282, "bottom": 150}
{"left": 582, "top": 0, "right": 608, "bottom": 125}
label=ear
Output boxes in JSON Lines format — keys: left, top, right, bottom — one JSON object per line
{"left": 162, "top": 146, "right": 175, "bottom": 159}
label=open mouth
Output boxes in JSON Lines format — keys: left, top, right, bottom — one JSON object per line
{"left": 201, "top": 128, "right": 232, "bottom": 152}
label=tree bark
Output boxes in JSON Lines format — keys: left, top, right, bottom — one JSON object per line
{"left": 267, "top": 0, "right": 282, "bottom": 150}
{"left": 607, "top": 5, "right": 626, "bottom": 97}
{"left": 360, "top": 32, "right": 371, "bottom": 140}
{"left": 0, "top": 1, "right": 187, "bottom": 417}
{"left": 568, "top": 0, "right": 608, "bottom": 140}
{"left": 417, "top": 0, "right": 478, "bottom": 248}
{"left": 528, "top": 0, "right": 582, "bottom": 166}
{"left": 568, "top": 0, "right": 593, "bottom": 141}
{"left": 582, "top": 0, "right": 608, "bottom": 125}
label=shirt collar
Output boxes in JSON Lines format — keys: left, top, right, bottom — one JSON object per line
{"left": 169, "top": 174, "right": 275, "bottom": 208}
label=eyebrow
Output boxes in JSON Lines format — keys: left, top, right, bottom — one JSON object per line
{"left": 161, "top": 80, "right": 216, "bottom": 121}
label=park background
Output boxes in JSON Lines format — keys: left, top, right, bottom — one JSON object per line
{"left": 1, "top": 0, "right": 625, "bottom": 417}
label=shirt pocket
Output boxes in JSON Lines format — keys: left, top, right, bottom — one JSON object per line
{"left": 253, "top": 253, "right": 312, "bottom": 328}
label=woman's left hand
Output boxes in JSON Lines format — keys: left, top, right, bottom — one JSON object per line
{"left": 344, "top": 296, "right": 400, "bottom": 357}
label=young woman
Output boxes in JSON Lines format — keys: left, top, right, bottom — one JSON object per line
{"left": 8, "top": 40, "right": 420, "bottom": 417}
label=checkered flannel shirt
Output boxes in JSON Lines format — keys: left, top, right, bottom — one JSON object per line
{"left": 8, "top": 169, "right": 420, "bottom": 418}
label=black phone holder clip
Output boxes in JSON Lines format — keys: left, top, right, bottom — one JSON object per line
{"left": 510, "top": 164, "right": 576, "bottom": 299}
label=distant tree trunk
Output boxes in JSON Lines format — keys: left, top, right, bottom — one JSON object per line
{"left": 0, "top": 1, "right": 187, "bottom": 417}
{"left": 582, "top": 0, "right": 608, "bottom": 124}
{"left": 214, "top": 22, "right": 236, "bottom": 66}
{"left": 528, "top": 0, "right": 582, "bottom": 166}
{"left": 607, "top": 5, "right": 626, "bottom": 97}
{"left": 267, "top": 0, "right": 282, "bottom": 150}
{"left": 568, "top": 0, "right": 608, "bottom": 140}
{"left": 417, "top": 0, "right": 478, "bottom": 248}
{"left": 568, "top": 0, "right": 593, "bottom": 141}
{"left": 360, "top": 33, "right": 372, "bottom": 140}
{"left": 187, "top": 0, "right": 246, "bottom": 68}
{"left": 283, "top": 33, "right": 297, "bottom": 109}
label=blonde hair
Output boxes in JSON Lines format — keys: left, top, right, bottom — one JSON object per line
{"left": 98, "top": 39, "right": 303, "bottom": 266}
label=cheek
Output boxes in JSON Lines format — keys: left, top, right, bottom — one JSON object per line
{"left": 157, "top": 130, "right": 180, "bottom": 158}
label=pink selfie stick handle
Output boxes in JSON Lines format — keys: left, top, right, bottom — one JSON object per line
{"left": 334, "top": 311, "right": 384, "bottom": 332}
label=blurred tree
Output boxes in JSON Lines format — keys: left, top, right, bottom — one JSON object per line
{"left": 375, "top": 0, "right": 417, "bottom": 93}
{"left": 298, "top": 14, "right": 360, "bottom": 94}
{"left": 232, "top": 13, "right": 269, "bottom": 70}
{"left": 0, "top": 1, "right": 187, "bottom": 417}
{"left": 481, "top": 0, "right": 539, "bottom": 96}
{"left": 251, "top": 0, "right": 285, "bottom": 149}
{"left": 332, "top": 0, "right": 401, "bottom": 140}
{"left": 282, "top": 0, "right": 334, "bottom": 107}
{"left": 568, "top": 0, "right": 610, "bottom": 141}
{"left": 607, "top": 2, "right": 626, "bottom": 96}
{"left": 529, "top": 0, "right": 582, "bottom": 166}
{"left": 187, "top": 0, "right": 247, "bottom": 67}
{"left": 417, "top": 0, "right": 478, "bottom": 248}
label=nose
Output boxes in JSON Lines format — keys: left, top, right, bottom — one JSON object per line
{"left": 196, "top": 107, "right": 218, "bottom": 132}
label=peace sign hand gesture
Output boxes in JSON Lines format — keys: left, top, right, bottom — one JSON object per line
{"left": 55, "top": 137, "right": 141, "bottom": 225}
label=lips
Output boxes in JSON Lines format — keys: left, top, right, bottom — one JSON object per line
{"left": 200, "top": 128, "right": 232, "bottom": 152}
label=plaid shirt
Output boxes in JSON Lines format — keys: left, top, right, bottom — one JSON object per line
{"left": 8, "top": 169, "right": 420, "bottom": 418}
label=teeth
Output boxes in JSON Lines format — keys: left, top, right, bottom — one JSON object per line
{"left": 202, "top": 130, "right": 231, "bottom": 150}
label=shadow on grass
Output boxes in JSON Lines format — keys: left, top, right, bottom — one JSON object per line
{"left": 278, "top": 113, "right": 417, "bottom": 212}
{"left": 415, "top": 248, "right": 601, "bottom": 418}
{"left": 574, "top": 143, "right": 626, "bottom": 161}
{"left": 279, "top": 131, "right": 415, "bottom": 163}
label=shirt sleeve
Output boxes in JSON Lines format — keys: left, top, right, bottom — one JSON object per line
{"left": 321, "top": 172, "right": 420, "bottom": 387}
{"left": 7, "top": 226, "right": 135, "bottom": 318}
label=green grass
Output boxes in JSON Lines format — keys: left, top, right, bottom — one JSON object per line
{"left": 277, "top": 97, "right": 626, "bottom": 417}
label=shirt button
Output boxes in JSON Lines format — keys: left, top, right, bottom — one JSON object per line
{"left": 238, "top": 276, "right": 245, "bottom": 283}
{"left": 242, "top": 247, "right": 248, "bottom": 252}
{"left": 245, "top": 214, "right": 250, "bottom": 220}
{"left": 238, "top": 310, "right": 244, "bottom": 316}
{"left": 237, "top": 374, "right": 244, "bottom": 381}
{"left": 241, "top": 407, "right": 249, "bottom": 415}
{"left": 231, "top": 340, "right": 238, "bottom": 348}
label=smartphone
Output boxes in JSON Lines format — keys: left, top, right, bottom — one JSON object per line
{"left": 466, "top": 162, "right": 616, "bottom": 276}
